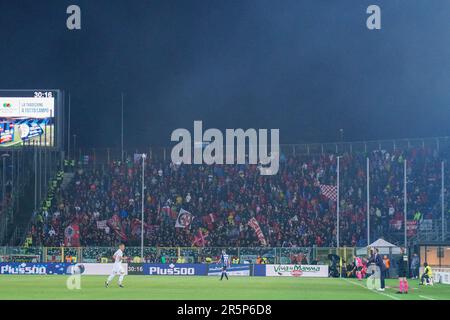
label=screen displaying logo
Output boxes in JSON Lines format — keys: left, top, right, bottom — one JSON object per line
{"left": 144, "top": 263, "right": 207, "bottom": 276}
{"left": 207, "top": 264, "right": 251, "bottom": 276}
{"left": 0, "top": 91, "right": 58, "bottom": 148}
{"left": 0, "top": 263, "right": 71, "bottom": 275}
{"left": 266, "top": 264, "right": 328, "bottom": 277}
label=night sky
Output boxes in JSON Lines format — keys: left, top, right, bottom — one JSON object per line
{"left": 1, "top": 0, "right": 450, "bottom": 148}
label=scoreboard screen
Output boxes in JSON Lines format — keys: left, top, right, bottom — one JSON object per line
{"left": 0, "top": 89, "right": 63, "bottom": 149}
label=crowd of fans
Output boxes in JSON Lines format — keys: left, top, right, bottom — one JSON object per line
{"left": 28, "top": 146, "right": 448, "bottom": 248}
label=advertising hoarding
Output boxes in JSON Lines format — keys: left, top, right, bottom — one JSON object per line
{"left": 143, "top": 263, "right": 207, "bottom": 276}
{"left": 0, "top": 263, "right": 71, "bottom": 275}
{"left": 207, "top": 264, "right": 251, "bottom": 276}
{"left": 265, "top": 264, "right": 329, "bottom": 277}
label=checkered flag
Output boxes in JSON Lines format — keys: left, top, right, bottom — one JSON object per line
{"left": 320, "top": 184, "right": 337, "bottom": 201}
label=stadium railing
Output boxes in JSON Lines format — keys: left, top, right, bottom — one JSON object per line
{"left": 0, "top": 246, "right": 372, "bottom": 265}
{"left": 2, "top": 246, "right": 449, "bottom": 276}
{"left": 66, "top": 136, "right": 450, "bottom": 164}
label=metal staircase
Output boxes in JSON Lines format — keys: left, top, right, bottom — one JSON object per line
{"left": 8, "top": 171, "right": 75, "bottom": 246}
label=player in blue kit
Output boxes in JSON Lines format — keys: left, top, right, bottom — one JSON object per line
{"left": 218, "top": 250, "right": 230, "bottom": 280}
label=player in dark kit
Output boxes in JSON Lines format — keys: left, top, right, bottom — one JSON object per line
{"left": 367, "top": 247, "right": 387, "bottom": 291}
{"left": 219, "top": 250, "right": 230, "bottom": 280}
{"left": 396, "top": 247, "right": 409, "bottom": 294}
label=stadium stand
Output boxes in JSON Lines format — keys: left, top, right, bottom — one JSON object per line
{"left": 24, "top": 146, "right": 450, "bottom": 250}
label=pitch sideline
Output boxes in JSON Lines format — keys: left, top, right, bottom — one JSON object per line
{"left": 342, "top": 278, "right": 400, "bottom": 300}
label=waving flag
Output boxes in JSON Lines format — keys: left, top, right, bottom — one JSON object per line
{"left": 64, "top": 223, "right": 80, "bottom": 247}
{"left": 202, "top": 213, "right": 217, "bottom": 230}
{"left": 96, "top": 220, "right": 110, "bottom": 233}
{"left": 107, "top": 214, "right": 128, "bottom": 241}
{"left": 161, "top": 205, "right": 178, "bottom": 219}
{"left": 192, "top": 228, "right": 209, "bottom": 247}
{"left": 131, "top": 218, "right": 150, "bottom": 237}
{"left": 248, "top": 217, "right": 267, "bottom": 246}
{"left": 175, "top": 208, "right": 194, "bottom": 228}
{"left": 320, "top": 184, "right": 337, "bottom": 201}
{"left": 288, "top": 215, "right": 298, "bottom": 224}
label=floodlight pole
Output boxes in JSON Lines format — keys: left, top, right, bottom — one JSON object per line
{"left": 336, "top": 156, "right": 340, "bottom": 249}
{"left": 141, "top": 153, "right": 146, "bottom": 261}
{"left": 367, "top": 157, "right": 370, "bottom": 246}
{"left": 121, "top": 93, "right": 124, "bottom": 163}
{"left": 442, "top": 161, "right": 445, "bottom": 241}
{"left": 34, "top": 144, "right": 37, "bottom": 211}
{"left": 67, "top": 93, "right": 71, "bottom": 159}
{"left": 337, "top": 156, "right": 341, "bottom": 278}
{"left": 404, "top": 159, "right": 407, "bottom": 249}
{"left": 73, "top": 135, "right": 77, "bottom": 160}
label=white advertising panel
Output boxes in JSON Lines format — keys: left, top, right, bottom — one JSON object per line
{"left": 434, "top": 272, "right": 450, "bottom": 285}
{"left": 265, "top": 264, "right": 328, "bottom": 277}
{"left": 73, "top": 263, "right": 128, "bottom": 275}
{"left": 0, "top": 97, "right": 54, "bottom": 118}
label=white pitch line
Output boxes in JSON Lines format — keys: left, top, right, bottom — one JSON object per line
{"left": 343, "top": 278, "right": 400, "bottom": 300}
{"left": 419, "top": 295, "right": 436, "bottom": 300}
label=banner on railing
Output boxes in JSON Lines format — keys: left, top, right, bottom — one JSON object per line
{"left": 265, "top": 264, "right": 328, "bottom": 277}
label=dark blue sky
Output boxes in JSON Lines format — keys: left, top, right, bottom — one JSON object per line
{"left": 1, "top": 0, "right": 450, "bottom": 148}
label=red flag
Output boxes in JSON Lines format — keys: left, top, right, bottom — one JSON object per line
{"left": 208, "top": 213, "right": 216, "bottom": 223}
{"left": 161, "top": 205, "right": 178, "bottom": 219}
{"left": 320, "top": 184, "right": 337, "bottom": 201}
{"left": 131, "top": 218, "right": 149, "bottom": 237}
{"left": 192, "top": 228, "right": 209, "bottom": 247}
{"left": 248, "top": 217, "right": 267, "bottom": 246}
{"left": 64, "top": 223, "right": 80, "bottom": 247}
{"left": 202, "top": 213, "right": 217, "bottom": 225}
{"left": 107, "top": 214, "right": 128, "bottom": 241}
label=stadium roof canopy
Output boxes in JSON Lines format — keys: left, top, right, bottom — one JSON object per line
{"left": 368, "top": 239, "right": 398, "bottom": 248}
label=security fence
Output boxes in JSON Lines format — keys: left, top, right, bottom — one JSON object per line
{"left": 67, "top": 136, "right": 450, "bottom": 165}
{"left": 0, "top": 246, "right": 365, "bottom": 264}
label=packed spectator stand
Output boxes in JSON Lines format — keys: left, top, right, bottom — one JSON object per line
{"left": 27, "top": 145, "right": 450, "bottom": 250}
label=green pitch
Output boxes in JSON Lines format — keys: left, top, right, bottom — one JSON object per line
{"left": 0, "top": 276, "right": 449, "bottom": 300}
